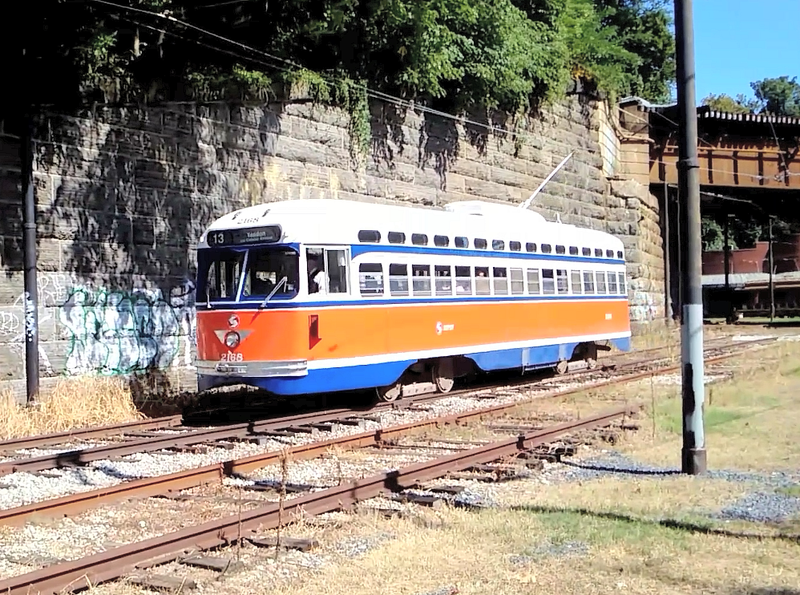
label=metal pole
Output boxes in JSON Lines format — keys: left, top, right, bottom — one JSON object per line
{"left": 768, "top": 216, "right": 775, "bottom": 322}
{"left": 663, "top": 181, "right": 672, "bottom": 321}
{"left": 674, "top": 0, "right": 706, "bottom": 474}
{"left": 20, "top": 46, "right": 40, "bottom": 406}
{"left": 723, "top": 212, "right": 731, "bottom": 322}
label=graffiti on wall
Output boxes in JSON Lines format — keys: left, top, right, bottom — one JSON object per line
{"left": 0, "top": 274, "right": 197, "bottom": 377}
{"left": 0, "top": 273, "right": 75, "bottom": 374}
{"left": 59, "top": 282, "right": 196, "bottom": 376}
{"left": 629, "top": 290, "right": 659, "bottom": 322}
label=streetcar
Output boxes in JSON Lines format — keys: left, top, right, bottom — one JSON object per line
{"left": 195, "top": 198, "right": 631, "bottom": 401}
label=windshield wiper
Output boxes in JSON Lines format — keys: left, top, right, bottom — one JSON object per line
{"left": 260, "top": 276, "right": 288, "bottom": 309}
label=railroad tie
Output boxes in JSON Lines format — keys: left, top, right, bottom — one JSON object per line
{"left": 128, "top": 574, "right": 197, "bottom": 593}
{"left": 247, "top": 536, "right": 319, "bottom": 552}
{"left": 180, "top": 555, "right": 244, "bottom": 573}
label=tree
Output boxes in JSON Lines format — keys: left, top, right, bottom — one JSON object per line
{"left": 3, "top": 0, "right": 676, "bottom": 117}
{"left": 750, "top": 76, "right": 800, "bottom": 117}
{"left": 700, "top": 76, "right": 800, "bottom": 117}
{"left": 592, "top": 0, "right": 675, "bottom": 102}
{"left": 701, "top": 93, "right": 759, "bottom": 114}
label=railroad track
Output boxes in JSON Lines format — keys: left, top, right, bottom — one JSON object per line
{"left": 0, "top": 336, "right": 774, "bottom": 480}
{"left": 0, "top": 334, "right": 782, "bottom": 594}
{"left": 0, "top": 336, "right": 776, "bottom": 481}
{"left": 0, "top": 334, "right": 776, "bottom": 531}
{"left": 0, "top": 404, "right": 637, "bottom": 595}
{"left": 0, "top": 332, "right": 760, "bottom": 459}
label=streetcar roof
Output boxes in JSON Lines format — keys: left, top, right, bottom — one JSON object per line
{"left": 198, "top": 199, "right": 624, "bottom": 253}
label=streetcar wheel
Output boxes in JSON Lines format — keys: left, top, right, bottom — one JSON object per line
{"left": 376, "top": 381, "right": 402, "bottom": 402}
{"left": 432, "top": 358, "right": 456, "bottom": 393}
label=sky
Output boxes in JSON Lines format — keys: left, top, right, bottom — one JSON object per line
{"left": 692, "top": 0, "right": 800, "bottom": 102}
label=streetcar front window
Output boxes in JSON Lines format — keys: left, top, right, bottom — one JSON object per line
{"left": 241, "top": 247, "right": 299, "bottom": 299}
{"left": 198, "top": 248, "right": 245, "bottom": 303}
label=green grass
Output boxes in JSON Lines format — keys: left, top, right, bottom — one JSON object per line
{"left": 529, "top": 509, "right": 692, "bottom": 549}
{"left": 777, "top": 486, "right": 800, "bottom": 498}
{"left": 656, "top": 401, "right": 746, "bottom": 435}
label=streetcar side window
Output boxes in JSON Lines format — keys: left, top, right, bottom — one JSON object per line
{"left": 388, "top": 232, "right": 406, "bottom": 244}
{"left": 435, "top": 265, "right": 453, "bottom": 296}
{"left": 455, "top": 236, "right": 469, "bottom": 248}
{"left": 412, "top": 264, "right": 431, "bottom": 296}
{"left": 582, "top": 247, "right": 591, "bottom": 256}
{"left": 594, "top": 248, "right": 603, "bottom": 257}
{"left": 492, "top": 240, "right": 505, "bottom": 251}
{"left": 434, "top": 235, "right": 450, "bottom": 247}
{"left": 596, "top": 271, "right": 607, "bottom": 294}
{"left": 556, "top": 269, "right": 569, "bottom": 294}
{"left": 510, "top": 268, "right": 524, "bottom": 295}
{"left": 569, "top": 246, "right": 579, "bottom": 255}
{"left": 475, "top": 266, "right": 491, "bottom": 295}
{"left": 358, "top": 230, "right": 381, "bottom": 243}
{"left": 493, "top": 267, "right": 508, "bottom": 295}
{"left": 606, "top": 249, "right": 614, "bottom": 258}
{"left": 455, "top": 266, "right": 472, "bottom": 295}
{"left": 618, "top": 272, "right": 627, "bottom": 296}
{"left": 608, "top": 270, "right": 618, "bottom": 294}
{"left": 527, "top": 268, "right": 541, "bottom": 294}
{"left": 556, "top": 245, "right": 566, "bottom": 255}
{"left": 474, "top": 238, "right": 488, "bottom": 250}
{"left": 583, "top": 271, "right": 595, "bottom": 294}
{"left": 326, "top": 249, "right": 349, "bottom": 294}
{"left": 542, "top": 269, "right": 555, "bottom": 295}
{"left": 389, "top": 264, "right": 409, "bottom": 296}
{"left": 306, "top": 247, "right": 349, "bottom": 295}
{"left": 541, "top": 244, "right": 552, "bottom": 254}
{"left": 526, "top": 243, "right": 537, "bottom": 253}
{"left": 570, "top": 270, "right": 582, "bottom": 295}
{"left": 510, "top": 241, "right": 521, "bottom": 252}
{"left": 359, "top": 263, "right": 384, "bottom": 297}
{"left": 617, "top": 250, "right": 624, "bottom": 259}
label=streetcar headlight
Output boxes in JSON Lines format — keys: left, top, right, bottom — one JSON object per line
{"left": 224, "top": 331, "right": 240, "bottom": 348}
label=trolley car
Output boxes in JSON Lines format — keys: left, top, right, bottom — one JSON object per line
{"left": 195, "top": 199, "right": 631, "bottom": 401}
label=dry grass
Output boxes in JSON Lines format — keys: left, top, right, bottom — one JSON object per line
{"left": 250, "top": 338, "right": 800, "bottom": 595}
{"left": 0, "top": 376, "right": 144, "bottom": 440}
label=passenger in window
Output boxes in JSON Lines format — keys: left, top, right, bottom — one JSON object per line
{"left": 307, "top": 253, "right": 326, "bottom": 294}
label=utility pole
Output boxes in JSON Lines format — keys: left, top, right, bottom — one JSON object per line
{"left": 674, "top": 0, "right": 706, "bottom": 474}
{"left": 768, "top": 216, "right": 775, "bottom": 322}
{"left": 20, "top": 44, "right": 40, "bottom": 405}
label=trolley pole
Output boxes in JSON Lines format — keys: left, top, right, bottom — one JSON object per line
{"left": 674, "top": 0, "right": 706, "bottom": 474}
{"left": 20, "top": 45, "right": 40, "bottom": 405}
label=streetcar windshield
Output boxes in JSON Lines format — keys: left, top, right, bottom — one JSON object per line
{"left": 241, "top": 247, "right": 299, "bottom": 299}
{"left": 197, "top": 247, "right": 299, "bottom": 304}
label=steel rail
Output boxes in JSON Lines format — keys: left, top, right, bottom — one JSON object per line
{"left": 0, "top": 405, "right": 396, "bottom": 476}
{"left": 0, "top": 336, "right": 775, "bottom": 477}
{"left": 0, "top": 405, "right": 635, "bottom": 595}
{"left": 0, "top": 415, "right": 185, "bottom": 453}
{"left": 0, "top": 336, "right": 774, "bottom": 522}
{"left": 0, "top": 333, "right": 738, "bottom": 454}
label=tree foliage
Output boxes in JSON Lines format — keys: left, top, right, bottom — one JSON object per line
{"left": 701, "top": 76, "right": 800, "bottom": 117}
{"left": 5, "top": 0, "right": 675, "bottom": 116}
{"left": 751, "top": 76, "right": 800, "bottom": 117}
